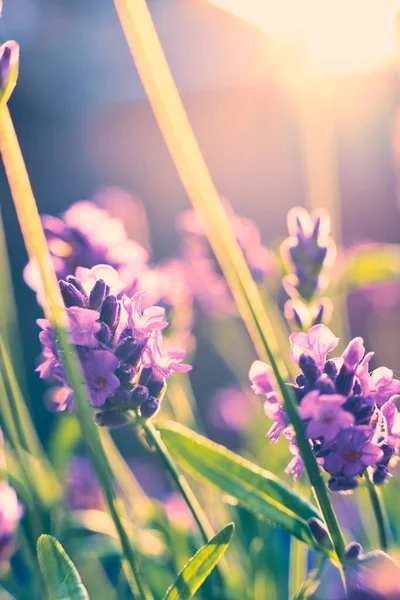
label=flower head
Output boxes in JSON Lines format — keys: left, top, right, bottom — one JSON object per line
{"left": 37, "top": 265, "right": 192, "bottom": 425}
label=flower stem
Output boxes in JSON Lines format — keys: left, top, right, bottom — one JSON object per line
{"left": 142, "top": 420, "right": 226, "bottom": 595}
{"left": 0, "top": 105, "right": 151, "bottom": 600}
{"left": 365, "top": 472, "right": 389, "bottom": 551}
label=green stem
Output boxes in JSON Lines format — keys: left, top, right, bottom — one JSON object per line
{"left": 143, "top": 420, "right": 214, "bottom": 544}
{"left": 365, "top": 472, "right": 389, "bottom": 551}
{"left": 142, "top": 420, "right": 226, "bottom": 596}
{"left": 0, "top": 105, "right": 151, "bottom": 600}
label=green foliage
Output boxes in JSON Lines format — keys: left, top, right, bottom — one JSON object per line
{"left": 158, "top": 421, "right": 321, "bottom": 549}
{"left": 37, "top": 535, "right": 90, "bottom": 600}
{"left": 163, "top": 523, "right": 234, "bottom": 600}
{"left": 338, "top": 243, "right": 400, "bottom": 290}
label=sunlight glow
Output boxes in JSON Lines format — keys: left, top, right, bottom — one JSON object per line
{"left": 205, "top": 0, "right": 400, "bottom": 77}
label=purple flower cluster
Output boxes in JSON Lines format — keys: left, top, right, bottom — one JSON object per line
{"left": 249, "top": 324, "right": 400, "bottom": 491}
{"left": 36, "top": 265, "right": 192, "bottom": 425}
{"left": 177, "top": 201, "right": 276, "bottom": 317}
{"left": 281, "top": 207, "right": 335, "bottom": 330}
{"left": 25, "top": 195, "right": 194, "bottom": 349}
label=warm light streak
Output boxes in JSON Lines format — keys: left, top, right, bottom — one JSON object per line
{"left": 204, "top": 0, "right": 400, "bottom": 76}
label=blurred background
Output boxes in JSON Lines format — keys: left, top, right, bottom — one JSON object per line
{"left": 2, "top": 0, "right": 400, "bottom": 504}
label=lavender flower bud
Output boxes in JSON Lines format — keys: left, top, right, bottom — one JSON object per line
{"left": 130, "top": 384, "right": 149, "bottom": 409}
{"left": 89, "top": 279, "right": 107, "bottom": 310}
{"left": 0, "top": 41, "right": 19, "bottom": 105}
{"left": 315, "top": 374, "right": 336, "bottom": 395}
{"left": 299, "top": 354, "right": 319, "bottom": 386}
{"left": 65, "top": 275, "right": 88, "bottom": 298}
{"left": 308, "top": 518, "right": 333, "bottom": 550}
{"left": 115, "top": 364, "right": 135, "bottom": 385}
{"left": 324, "top": 360, "right": 338, "bottom": 380}
{"left": 100, "top": 296, "right": 120, "bottom": 329}
{"left": 147, "top": 378, "right": 165, "bottom": 399}
{"left": 327, "top": 476, "right": 359, "bottom": 492}
{"left": 335, "top": 364, "right": 355, "bottom": 396}
{"left": 59, "top": 280, "right": 87, "bottom": 308}
{"left": 373, "top": 465, "right": 390, "bottom": 485}
{"left": 140, "top": 397, "right": 160, "bottom": 419}
{"left": 95, "top": 410, "right": 132, "bottom": 428}
{"left": 345, "top": 542, "right": 363, "bottom": 562}
{"left": 115, "top": 338, "right": 140, "bottom": 363}
{"left": 96, "top": 323, "right": 111, "bottom": 345}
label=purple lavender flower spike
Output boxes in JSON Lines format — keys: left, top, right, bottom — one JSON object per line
{"left": 0, "top": 482, "right": 23, "bottom": 564}
{"left": 299, "top": 391, "right": 355, "bottom": 442}
{"left": 37, "top": 266, "right": 192, "bottom": 425}
{"left": 290, "top": 324, "right": 339, "bottom": 369}
{"left": 251, "top": 319, "right": 400, "bottom": 490}
{"left": 323, "top": 428, "right": 383, "bottom": 478}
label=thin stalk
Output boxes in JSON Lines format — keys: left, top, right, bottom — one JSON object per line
{"left": 142, "top": 420, "right": 226, "bottom": 594}
{"left": 142, "top": 420, "right": 214, "bottom": 542}
{"left": 113, "top": 0, "right": 346, "bottom": 564}
{"left": 0, "top": 105, "right": 150, "bottom": 600}
{"left": 365, "top": 472, "right": 390, "bottom": 552}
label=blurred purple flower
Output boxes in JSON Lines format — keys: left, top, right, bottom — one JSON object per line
{"left": 24, "top": 199, "right": 148, "bottom": 303}
{"left": 249, "top": 360, "right": 276, "bottom": 396}
{"left": 66, "top": 456, "right": 104, "bottom": 511}
{"left": 177, "top": 200, "right": 276, "bottom": 317}
{"left": 0, "top": 482, "right": 23, "bottom": 564}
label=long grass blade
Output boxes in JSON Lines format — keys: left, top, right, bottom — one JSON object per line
{"left": 0, "top": 104, "right": 151, "bottom": 600}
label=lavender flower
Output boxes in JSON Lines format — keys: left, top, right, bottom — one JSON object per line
{"left": 178, "top": 201, "right": 276, "bottom": 317}
{"left": 0, "top": 482, "right": 23, "bottom": 564}
{"left": 249, "top": 323, "right": 400, "bottom": 491}
{"left": 281, "top": 207, "right": 336, "bottom": 330}
{"left": 36, "top": 265, "right": 191, "bottom": 424}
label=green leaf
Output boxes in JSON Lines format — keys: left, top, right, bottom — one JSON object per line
{"left": 158, "top": 422, "right": 321, "bottom": 548}
{"left": 339, "top": 244, "right": 400, "bottom": 289}
{"left": 37, "top": 535, "right": 90, "bottom": 600}
{"left": 163, "top": 523, "right": 234, "bottom": 600}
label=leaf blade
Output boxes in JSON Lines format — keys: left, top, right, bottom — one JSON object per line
{"left": 163, "top": 523, "right": 234, "bottom": 600}
{"left": 37, "top": 535, "right": 90, "bottom": 600}
{"left": 158, "top": 422, "right": 321, "bottom": 548}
